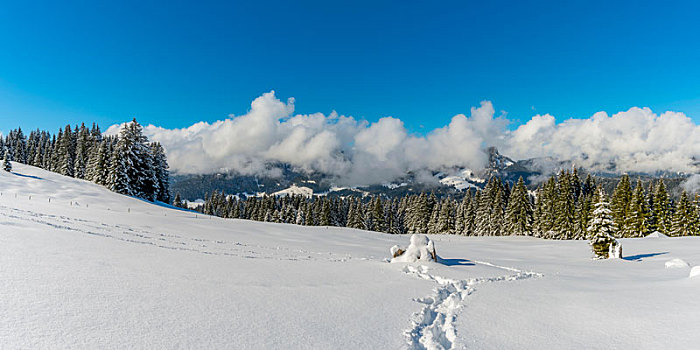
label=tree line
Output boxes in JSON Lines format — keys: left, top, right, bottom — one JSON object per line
{"left": 188, "top": 169, "right": 700, "bottom": 239}
{"left": 1, "top": 119, "right": 170, "bottom": 202}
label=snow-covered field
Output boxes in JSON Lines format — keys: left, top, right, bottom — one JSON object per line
{"left": 1, "top": 164, "right": 699, "bottom": 349}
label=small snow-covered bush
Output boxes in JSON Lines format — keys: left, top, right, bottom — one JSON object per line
{"left": 391, "top": 234, "right": 437, "bottom": 263}
{"left": 608, "top": 240, "right": 623, "bottom": 259}
{"left": 690, "top": 266, "right": 700, "bottom": 279}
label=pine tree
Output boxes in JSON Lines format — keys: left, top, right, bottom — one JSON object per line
{"left": 427, "top": 202, "right": 440, "bottom": 234}
{"left": 610, "top": 175, "right": 632, "bottom": 237}
{"left": 86, "top": 141, "right": 109, "bottom": 184}
{"left": 505, "top": 176, "right": 533, "bottom": 235}
{"left": 295, "top": 205, "right": 306, "bottom": 225}
{"left": 555, "top": 171, "right": 576, "bottom": 239}
{"left": 73, "top": 124, "right": 90, "bottom": 179}
{"left": 56, "top": 125, "right": 75, "bottom": 177}
{"left": 692, "top": 194, "right": 700, "bottom": 236}
{"left": 409, "top": 193, "right": 430, "bottom": 233}
{"left": 3, "top": 155, "right": 12, "bottom": 172}
{"left": 646, "top": 181, "right": 657, "bottom": 232}
{"left": 670, "top": 191, "right": 693, "bottom": 237}
{"left": 454, "top": 194, "right": 466, "bottom": 234}
{"left": 653, "top": 179, "right": 671, "bottom": 234}
{"left": 320, "top": 198, "right": 331, "bottom": 226}
{"left": 464, "top": 191, "right": 476, "bottom": 235}
{"left": 436, "top": 199, "right": 453, "bottom": 234}
{"left": 474, "top": 182, "right": 491, "bottom": 236}
{"left": 537, "top": 177, "right": 557, "bottom": 238}
{"left": 107, "top": 127, "right": 132, "bottom": 195}
{"left": 587, "top": 187, "right": 617, "bottom": 259}
{"left": 626, "top": 180, "right": 648, "bottom": 237}
{"left": 173, "top": 193, "right": 183, "bottom": 208}
{"left": 150, "top": 142, "right": 171, "bottom": 202}
{"left": 372, "top": 196, "right": 384, "bottom": 232}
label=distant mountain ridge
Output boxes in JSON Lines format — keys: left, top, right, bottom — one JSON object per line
{"left": 171, "top": 147, "right": 692, "bottom": 201}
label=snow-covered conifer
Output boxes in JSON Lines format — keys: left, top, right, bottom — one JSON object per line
{"left": 3, "top": 155, "right": 12, "bottom": 172}
{"left": 505, "top": 176, "right": 533, "bottom": 236}
{"left": 587, "top": 187, "right": 617, "bottom": 259}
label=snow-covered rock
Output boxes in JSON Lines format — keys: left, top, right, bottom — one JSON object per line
{"left": 690, "top": 266, "right": 700, "bottom": 279}
{"left": 665, "top": 258, "right": 690, "bottom": 269}
{"left": 391, "top": 234, "right": 437, "bottom": 263}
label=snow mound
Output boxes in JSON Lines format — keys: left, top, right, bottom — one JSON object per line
{"left": 665, "top": 258, "right": 690, "bottom": 269}
{"left": 391, "top": 234, "right": 437, "bottom": 263}
{"left": 646, "top": 231, "right": 668, "bottom": 238}
{"left": 690, "top": 266, "right": 700, "bottom": 279}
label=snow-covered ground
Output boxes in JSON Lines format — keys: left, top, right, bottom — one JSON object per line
{"left": 1, "top": 164, "right": 699, "bottom": 349}
{"left": 271, "top": 185, "right": 313, "bottom": 198}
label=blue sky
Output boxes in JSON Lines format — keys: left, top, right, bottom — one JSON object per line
{"left": 1, "top": 0, "right": 699, "bottom": 134}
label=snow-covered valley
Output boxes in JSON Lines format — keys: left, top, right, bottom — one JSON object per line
{"left": 1, "top": 164, "right": 699, "bottom": 349}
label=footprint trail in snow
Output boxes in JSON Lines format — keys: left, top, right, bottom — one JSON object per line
{"left": 402, "top": 262, "right": 543, "bottom": 350}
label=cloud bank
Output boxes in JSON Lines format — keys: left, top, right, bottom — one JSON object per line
{"left": 505, "top": 108, "right": 700, "bottom": 175}
{"left": 107, "top": 91, "right": 700, "bottom": 185}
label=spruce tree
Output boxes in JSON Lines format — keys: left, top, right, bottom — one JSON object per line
{"left": 150, "top": 142, "right": 171, "bottom": 202}
{"left": 610, "top": 175, "right": 632, "bottom": 237}
{"left": 653, "top": 179, "right": 671, "bottom": 234}
{"left": 537, "top": 177, "right": 557, "bottom": 238}
{"left": 320, "top": 198, "right": 331, "bottom": 226}
{"left": 173, "top": 193, "right": 183, "bottom": 208}
{"left": 454, "top": 194, "right": 467, "bottom": 234}
{"left": 587, "top": 187, "right": 617, "bottom": 259}
{"left": 73, "top": 124, "right": 90, "bottom": 179}
{"left": 555, "top": 171, "right": 576, "bottom": 239}
{"left": 58, "top": 125, "right": 75, "bottom": 177}
{"left": 474, "top": 181, "right": 492, "bottom": 236}
{"left": 505, "top": 176, "right": 533, "bottom": 236}
{"left": 646, "top": 181, "right": 657, "bottom": 232}
{"left": 436, "top": 199, "right": 453, "bottom": 234}
{"left": 372, "top": 196, "right": 384, "bottom": 232}
{"left": 3, "top": 155, "right": 11, "bottom": 172}
{"left": 427, "top": 202, "right": 440, "bottom": 234}
{"left": 627, "top": 180, "right": 649, "bottom": 237}
{"left": 107, "top": 127, "right": 132, "bottom": 196}
{"left": 671, "top": 191, "right": 693, "bottom": 237}
{"left": 87, "top": 141, "right": 109, "bottom": 185}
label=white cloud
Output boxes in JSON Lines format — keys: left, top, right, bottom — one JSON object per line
{"left": 504, "top": 107, "right": 700, "bottom": 174}
{"left": 681, "top": 175, "right": 700, "bottom": 195}
{"left": 107, "top": 91, "right": 700, "bottom": 184}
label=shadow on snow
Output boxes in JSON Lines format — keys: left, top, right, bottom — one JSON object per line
{"left": 11, "top": 172, "right": 43, "bottom": 180}
{"left": 438, "top": 257, "right": 475, "bottom": 266}
{"left": 623, "top": 252, "right": 669, "bottom": 261}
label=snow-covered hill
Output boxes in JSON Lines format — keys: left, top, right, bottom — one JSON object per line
{"left": 1, "top": 164, "right": 700, "bottom": 349}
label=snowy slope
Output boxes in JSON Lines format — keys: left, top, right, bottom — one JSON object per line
{"left": 1, "top": 164, "right": 700, "bottom": 349}
{"left": 271, "top": 185, "right": 313, "bottom": 197}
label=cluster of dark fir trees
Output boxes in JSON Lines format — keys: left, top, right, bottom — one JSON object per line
{"left": 1, "top": 119, "right": 170, "bottom": 202}
{"left": 188, "top": 170, "right": 700, "bottom": 239}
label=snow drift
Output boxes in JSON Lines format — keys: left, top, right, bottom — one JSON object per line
{"left": 665, "top": 258, "right": 690, "bottom": 269}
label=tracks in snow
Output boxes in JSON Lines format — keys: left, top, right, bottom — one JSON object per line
{"left": 0, "top": 204, "right": 353, "bottom": 263}
{"left": 402, "top": 261, "right": 542, "bottom": 350}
